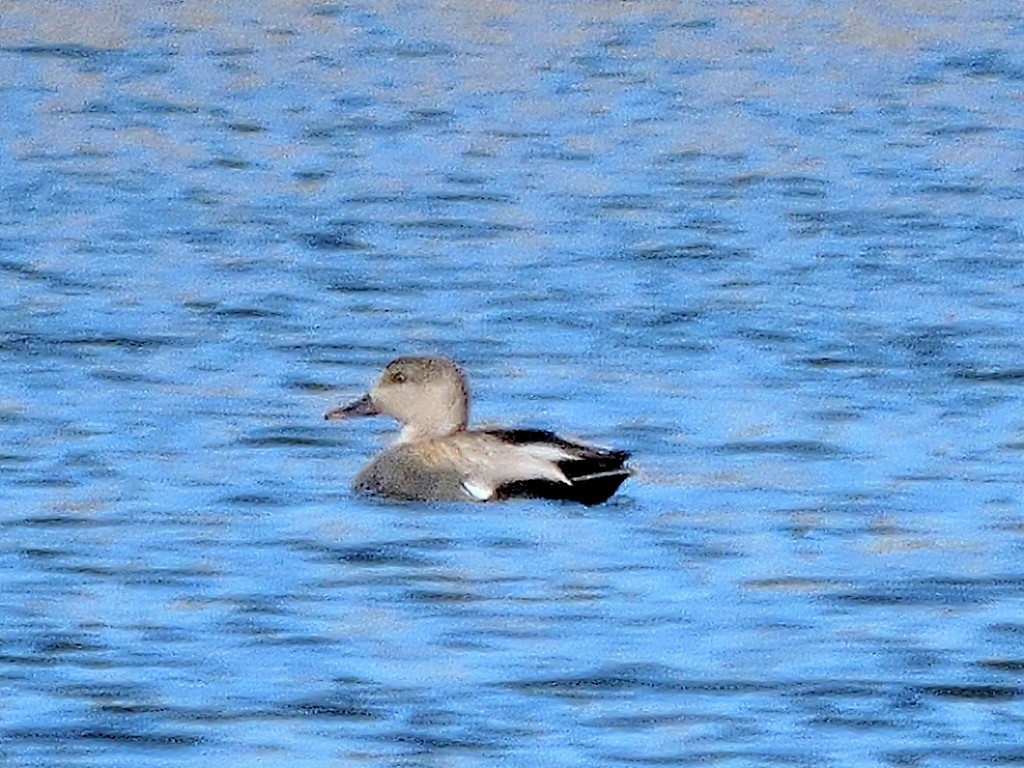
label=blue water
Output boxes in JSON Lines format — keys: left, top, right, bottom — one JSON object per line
{"left": 2, "top": 2, "right": 1024, "bottom": 766}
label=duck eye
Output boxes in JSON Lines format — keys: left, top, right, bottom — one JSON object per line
{"left": 390, "top": 370, "right": 406, "bottom": 384}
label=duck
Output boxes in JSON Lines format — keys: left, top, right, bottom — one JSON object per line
{"left": 325, "top": 356, "right": 631, "bottom": 505}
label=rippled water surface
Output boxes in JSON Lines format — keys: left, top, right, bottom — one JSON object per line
{"left": 3, "top": 1, "right": 1024, "bottom": 766}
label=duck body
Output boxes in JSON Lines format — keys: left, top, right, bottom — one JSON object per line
{"left": 326, "top": 357, "right": 631, "bottom": 505}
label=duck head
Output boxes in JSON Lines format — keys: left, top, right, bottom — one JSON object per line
{"left": 326, "top": 356, "right": 470, "bottom": 442}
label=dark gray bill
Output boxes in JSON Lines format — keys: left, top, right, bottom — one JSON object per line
{"left": 324, "top": 394, "right": 379, "bottom": 420}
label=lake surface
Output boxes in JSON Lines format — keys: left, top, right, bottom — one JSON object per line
{"left": 2, "top": 1, "right": 1024, "bottom": 766}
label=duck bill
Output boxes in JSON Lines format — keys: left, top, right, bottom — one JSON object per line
{"left": 325, "top": 394, "right": 379, "bottom": 420}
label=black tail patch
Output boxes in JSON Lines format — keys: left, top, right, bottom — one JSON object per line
{"left": 484, "top": 429, "right": 631, "bottom": 505}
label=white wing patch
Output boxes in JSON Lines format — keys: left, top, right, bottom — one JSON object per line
{"left": 461, "top": 478, "right": 495, "bottom": 501}
{"left": 518, "top": 443, "right": 574, "bottom": 463}
{"left": 496, "top": 442, "right": 572, "bottom": 486}
{"left": 448, "top": 433, "right": 578, "bottom": 501}
{"left": 569, "top": 468, "right": 629, "bottom": 482}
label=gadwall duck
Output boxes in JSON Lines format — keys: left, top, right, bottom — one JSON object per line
{"left": 325, "top": 356, "right": 631, "bottom": 505}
